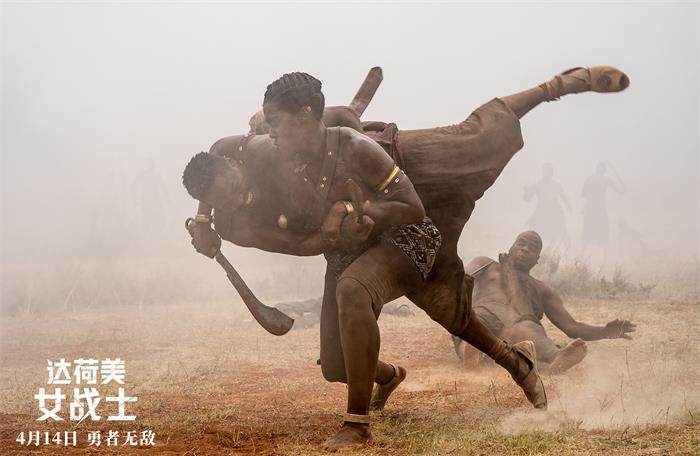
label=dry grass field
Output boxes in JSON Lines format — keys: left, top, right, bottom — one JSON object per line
{"left": 1, "top": 297, "right": 698, "bottom": 455}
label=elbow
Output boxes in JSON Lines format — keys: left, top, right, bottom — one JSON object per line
{"left": 407, "top": 204, "right": 425, "bottom": 225}
{"left": 408, "top": 196, "right": 426, "bottom": 223}
{"left": 399, "top": 207, "right": 425, "bottom": 225}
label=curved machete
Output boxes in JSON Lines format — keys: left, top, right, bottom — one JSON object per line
{"left": 186, "top": 218, "right": 294, "bottom": 336}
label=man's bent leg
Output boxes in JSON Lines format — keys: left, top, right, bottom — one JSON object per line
{"left": 502, "top": 320, "right": 588, "bottom": 373}
{"left": 502, "top": 320, "right": 560, "bottom": 362}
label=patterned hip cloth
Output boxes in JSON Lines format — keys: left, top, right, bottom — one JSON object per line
{"left": 325, "top": 218, "right": 442, "bottom": 281}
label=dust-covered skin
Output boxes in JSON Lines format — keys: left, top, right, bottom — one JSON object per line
{"left": 183, "top": 66, "right": 630, "bottom": 450}
{"left": 455, "top": 231, "right": 636, "bottom": 372}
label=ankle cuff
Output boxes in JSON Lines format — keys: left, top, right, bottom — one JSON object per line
{"left": 377, "top": 363, "right": 400, "bottom": 386}
{"left": 344, "top": 413, "right": 370, "bottom": 424}
{"left": 488, "top": 339, "right": 508, "bottom": 363}
{"left": 390, "top": 363, "right": 399, "bottom": 379}
{"left": 539, "top": 78, "right": 562, "bottom": 102}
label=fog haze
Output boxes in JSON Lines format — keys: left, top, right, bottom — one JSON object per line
{"left": 1, "top": 2, "right": 698, "bottom": 309}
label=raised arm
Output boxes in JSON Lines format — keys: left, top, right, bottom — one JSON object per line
{"left": 542, "top": 285, "right": 636, "bottom": 340}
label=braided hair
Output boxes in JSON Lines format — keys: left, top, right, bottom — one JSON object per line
{"left": 263, "top": 72, "right": 325, "bottom": 120}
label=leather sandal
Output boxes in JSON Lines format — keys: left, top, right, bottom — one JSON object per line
{"left": 510, "top": 341, "right": 548, "bottom": 409}
{"left": 540, "top": 66, "right": 630, "bottom": 101}
{"left": 369, "top": 364, "right": 406, "bottom": 411}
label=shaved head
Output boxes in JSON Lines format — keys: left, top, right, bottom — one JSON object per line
{"left": 515, "top": 231, "right": 543, "bottom": 254}
{"left": 507, "top": 231, "right": 543, "bottom": 272}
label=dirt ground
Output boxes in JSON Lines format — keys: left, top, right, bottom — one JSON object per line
{"left": 1, "top": 297, "right": 698, "bottom": 455}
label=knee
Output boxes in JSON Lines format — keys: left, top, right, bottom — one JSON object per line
{"left": 320, "top": 360, "right": 347, "bottom": 383}
{"left": 335, "top": 277, "right": 372, "bottom": 317}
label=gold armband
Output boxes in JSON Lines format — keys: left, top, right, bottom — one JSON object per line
{"left": 376, "top": 165, "right": 401, "bottom": 194}
{"left": 194, "top": 214, "right": 213, "bottom": 224}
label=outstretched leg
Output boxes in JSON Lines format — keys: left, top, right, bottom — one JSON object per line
{"left": 501, "top": 66, "right": 630, "bottom": 119}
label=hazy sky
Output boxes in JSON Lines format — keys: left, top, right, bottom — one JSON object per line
{"left": 1, "top": 2, "right": 698, "bottom": 297}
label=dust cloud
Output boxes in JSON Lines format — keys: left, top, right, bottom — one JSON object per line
{"left": 2, "top": 3, "right": 698, "bottom": 317}
{"left": 500, "top": 311, "right": 700, "bottom": 433}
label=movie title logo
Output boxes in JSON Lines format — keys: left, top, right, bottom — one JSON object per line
{"left": 16, "top": 358, "right": 156, "bottom": 448}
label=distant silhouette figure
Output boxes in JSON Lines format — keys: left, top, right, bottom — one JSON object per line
{"left": 524, "top": 163, "right": 570, "bottom": 245}
{"left": 581, "top": 162, "right": 625, "bottom": 260}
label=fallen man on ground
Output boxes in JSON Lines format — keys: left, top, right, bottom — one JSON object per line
{"left": 452, "top": 231, "right": 636, "bottom": 373}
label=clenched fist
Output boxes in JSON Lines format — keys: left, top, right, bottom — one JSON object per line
{"left": 191, "top": 222, "right": 221, "bottom": 258}
{"left": 340, "top": 209, "right": 374, "bottom": 242}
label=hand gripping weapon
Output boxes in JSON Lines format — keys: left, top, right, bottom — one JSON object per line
{"left": 186, "top": 218, "right": 294, "bottom": 336}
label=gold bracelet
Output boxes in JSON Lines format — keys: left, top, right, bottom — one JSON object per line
{"left": 194, "top": 214, "right": 212, "bottom": 224}
{"left": 342, "top": 201, "right": 354, "bottom": 214}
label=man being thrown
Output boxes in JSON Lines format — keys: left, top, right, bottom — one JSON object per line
{"left": 183, "top": 66, "right": 629, "bottom": 451}
{"left": 453, "top": 231, "right": 636, "bottom": 373}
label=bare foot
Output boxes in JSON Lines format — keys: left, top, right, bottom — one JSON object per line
{"left": 547, "top": 338, "right": 588, "bottom": 374}
{"left": 369, "top": 365, "right": 406, "bottom": 411}
{"left": 321, "top": 423, "right": 371, "bottom": 452}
